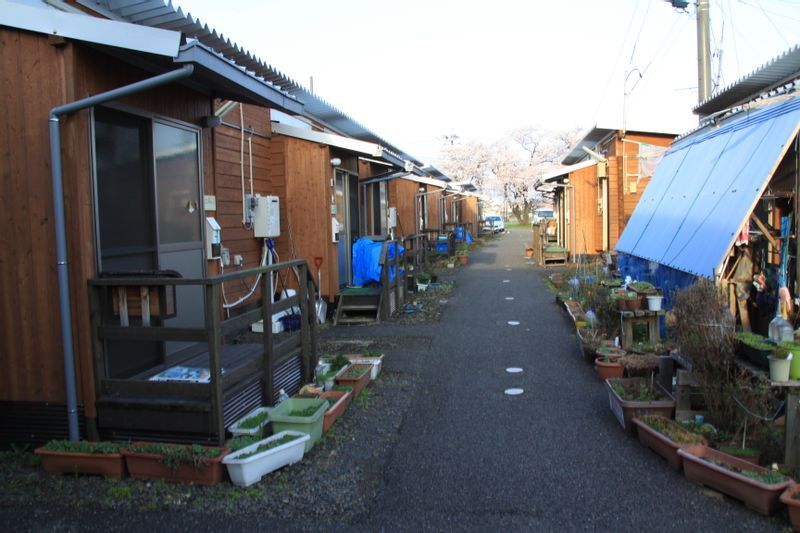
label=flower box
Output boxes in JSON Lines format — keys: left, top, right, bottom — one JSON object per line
{"left": 268, "top": 398, "right": 328, "bottom": 452}
{"left": 121, "top": 442, "right": 229, "bottom": 485}
{"left": 35, "top": 441, "right": 125, "bottom": 478}
{"left": 678, "top": 445, "right": 791, "bottom": 515}
{"left": 632, "top": 415, "right": 706, "bottom": 470}
{"left": 228, "top": 406, "right": 271, "bottom": 438}
{"left": 780, "top": 484, "right": 800, "bottom": 529}
{"left": 344, "top": 353, "right": 384, "bottom": 380}
{"left": 319, "top": 389, "right": 352, "bottom": 432}
{"left": 222, "top": 431, "right": 309, "bottom": 487}
{"left": 605, "top": 377, "right": 675, "bottom": 434}
{"left": 335, "top": 363, "right": 372, "bottom": 398}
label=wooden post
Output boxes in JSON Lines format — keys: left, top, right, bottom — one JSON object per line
{"left": 261, "top": 272, "right": 274, "bottom": 405}
{"left": 786, "top": 390, "right": 800, "bottom": 466}
{"left": 307, "top": 276, "right": 318, "bottom": 381}
{"left": 206, "top": 283, "right": 225, "bottom": 444}
{"left": 298, "top": 263, "right": 311, "bottom": 383}
{"left": 88, "top": 284, "right": 105, "bottom": 441}
{"left": 394, "top": 239, "right": 402, "bottom": 310}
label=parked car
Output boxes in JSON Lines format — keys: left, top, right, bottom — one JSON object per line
{"left": 482, "top": 215, "right": 505, "bottom": 233}
{"left": 533, "top": 209, "right": 554, "bottom": 224}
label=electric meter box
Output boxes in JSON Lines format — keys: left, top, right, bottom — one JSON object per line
{"left": 387, "top": 207, "right": 397, "bottom": 229}
{"left": 254, "top": 195, "right": 280, "bottom": 238}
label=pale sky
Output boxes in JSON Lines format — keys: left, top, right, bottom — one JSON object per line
{"left": 176, "top": 0, "right": 800, "bottom": 164}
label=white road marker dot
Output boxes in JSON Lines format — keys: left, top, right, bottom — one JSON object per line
{"left": 506, "top": 367, "right": 523, "bottom": 374}
{"left": 506, "top": 268, "right": 512, "bottom": 271}
{"left": 507, "top": 321, "right": 520, "bottom": 326}
{"left": 505, "top": 297, "right": 515, "bottom": 301}
{"left": 504, "top": 388, "right": 524, "bottom": 396}
{"left": 502, "top": 279, "right": 510, "bottom": 283}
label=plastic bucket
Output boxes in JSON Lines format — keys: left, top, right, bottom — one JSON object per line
{"left": 646, "top": 295, "right": 663, "bottom": 311}
{"left": 769, "top": 357, "right": 791, "bottom": 382}
{"left": 790, "top": 355, "right": 800, "bottom": 380}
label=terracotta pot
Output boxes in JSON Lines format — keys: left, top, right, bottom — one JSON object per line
{"left": 122, "top": 443, "right": 230, "bottom": 485}
{"left": 335, "top": 364, "right": 372, "bottom": 398}
{"left": 319, "top": 389, "right": 352, "bottom": 432}
{"left": 678, "top": 445, "right": 791, "bottom": 515}
{"left": 458, "top": 254, "right": 468, "bottom": 266}
{"left": 596, "top": 357, "right": 624, "bottom": 381}
{"left": 525, "top": 249, "right": 534, "bottom": 257}
{"left": 780, "top": 484, "right": 800, "bottom": 529}
{"left": 35, "top": 447, "right": 126, "bottom": 478}
{"left": 720, "top": 447, "right": 761, "bottom": 466}
{"left": 632, "top": 416, "right": 706, "bottom": 470}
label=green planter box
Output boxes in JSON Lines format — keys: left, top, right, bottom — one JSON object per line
{"left": 268, "top": 398, "right": 328, "bottom": 452}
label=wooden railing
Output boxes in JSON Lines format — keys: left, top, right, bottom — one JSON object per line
{"left": 88, "top": 259, "right": 318, "bottom": 442}
{"left": 402, "top": 233, "right": 428, "bottom": 269}
{"left": 377, "top": 238, "right": 406, "bottom": 320}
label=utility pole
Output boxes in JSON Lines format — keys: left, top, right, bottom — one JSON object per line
{"left": 696, "top": 0, "right": 712, "bottom": 103}
{"left": 665, "top": 0, "right": 712, "bottom": 104}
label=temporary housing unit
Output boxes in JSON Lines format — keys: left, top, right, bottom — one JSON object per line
{"left": 0, "top": 1, "right": 334, "bottom": 445}
{"left": 543, "top": 127, "right": 676, "bottom": 260}
{"left": 616, "top": 45, "right": 800, "bottom": 328}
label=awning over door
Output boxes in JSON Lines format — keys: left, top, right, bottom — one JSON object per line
{"left": 615, "top": 96, "right": 800, "bottom": 277}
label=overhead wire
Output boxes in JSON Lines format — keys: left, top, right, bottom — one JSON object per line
{"left": 754, "top": 0, "right": 791, "bottom": 45}
{"left": 590, "top": 0, "right": 641, "bottom": 125}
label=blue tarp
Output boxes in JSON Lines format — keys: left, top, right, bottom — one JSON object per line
{"left": 616, "top": 97, "right": 800, "bottom": 277}
{"left": 351, "top": 238, "right": 404, "bottom": 286}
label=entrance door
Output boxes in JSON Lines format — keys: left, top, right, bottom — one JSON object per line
{"left": 334, "top": 169, "right": 361, "bottom": 287}
{"left": 94, "top": 108, "right": 204, "bottom": 377}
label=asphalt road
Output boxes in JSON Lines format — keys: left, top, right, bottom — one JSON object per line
{"left": 1, "top": 230, "right": 783, "bottom": 532}
{"left": 356, "top": 229, "right": 780, "bottom": 531}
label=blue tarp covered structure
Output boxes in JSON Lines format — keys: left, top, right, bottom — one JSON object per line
{"left": 616, "top": 97, "right": 800, "bottom": 278}
{"left": 351, "top": 238, "right": 404, "bottom": 286}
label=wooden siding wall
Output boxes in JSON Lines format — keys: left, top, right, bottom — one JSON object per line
{"left": 426, "top": 187, "right": 443, "bottom": 230}
{"left": 211, "top": 104, "right": 287, "bottom": 305}
{"left": 393, "top": 179, "right": 419, "bottom": 237}
{"left": 461, "top": 197, "right": 479, "bottom": 233}
{"left": 607, "top": 132, "right": 674, "bottom": 249}
{"left": 280, "top": 136, "right": 338, "bottom": 300}
{"left": 567, "top": 165, "right": 603, "bottom": 256}
{"left": 1, "top": 29, "right": 70, "bottom": 405}
{"left": 0, "top": 33, "right": 218, "bottom": 415}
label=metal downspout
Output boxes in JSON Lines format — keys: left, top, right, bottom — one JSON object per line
{"left": 48, "top": 65, "right": 194, "bottom": 441}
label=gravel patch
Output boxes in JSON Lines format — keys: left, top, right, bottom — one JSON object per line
{"left": 0, "top": 368, "right": 420, "bottom": 530}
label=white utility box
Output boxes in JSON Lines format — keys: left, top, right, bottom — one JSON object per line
{"left": 387, "top": 207, "right": 397, "bottom": 229}
{"left": 254, "top": 195, "right": 280, "bottom": 238}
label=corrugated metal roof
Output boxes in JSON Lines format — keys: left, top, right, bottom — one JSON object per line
{"left": 540, "top": 159, "right": 597, "bottom": 183}
{"left": 615, "top": 96, "right": 800, "bottom": 277}
{"left": 89, "top": 0, "right": 426, "bottom": 167}
{"left": 1, "top": 0, "right": 180, "bottom": 56}
{"left": 694, "top": 44, "right": 800, "bottom": 117}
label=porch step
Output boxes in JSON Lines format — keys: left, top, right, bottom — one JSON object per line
{"left": 334, "top": 288, "right": 381, "bottom": 326}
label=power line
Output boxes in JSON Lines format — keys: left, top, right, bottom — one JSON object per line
{"left": 590, "top": 0, "right": 642, "bottom": 124}
{"left": 628, "top": 0, "right": 653, "bottom": 66}
{"left": 754, "top": 0, "right": 791, "bottom": 45}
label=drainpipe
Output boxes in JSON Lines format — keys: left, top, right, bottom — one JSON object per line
{"left": 49, "top": 65, "right": 194, "bottom": 441}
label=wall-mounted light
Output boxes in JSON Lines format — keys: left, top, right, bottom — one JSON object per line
{"left": 330, "top": 157, "right": 342, "bottom": 167}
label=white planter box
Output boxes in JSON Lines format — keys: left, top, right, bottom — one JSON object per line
{"left": 344, "top": 354, "right": 384, "bottom": 380}
{"left": 228, "top": 406, "right": 271, "bottom": 437}
{"left": 223, "top": 431, "right": 310, "bottom": 487}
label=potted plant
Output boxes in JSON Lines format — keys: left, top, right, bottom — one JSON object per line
{"left": 122, "top": 442, "right": 230, "bottom": 485}
{"left": 596, "top": 345, "right": 625, "bottom": 359}
{"left": 223, "top": 430, "right": 310, "bottom": 488}
{"left": 620, "top": 353, "right": 659, "bottom": 378}
{"left": 605, "top": 377, "right": 676, "bottom": 433}
{"left": 335, "top": 363, "right": 372, "bottom": 398}
{"left": 319, "top": 389, "right": 353, "bottom": 432}
{"left": 344, "top": 351, "right": 384, "bottom": 380}
{"left": 678, "top": 444, "right": 791, "bottom": 515}
{"left": 719, "top": 445, "right": 761, "bottom": 466}
{"left": 595, "top": 356, "right": 624, "bottom": 382}
{"left": 318, "top": 369, "right": 339, "bottom": 391}
{"left": 736, "top": 332, "right": 774, "bottom": 370}
{"left": 781, "top": 340, "right": 800, "bottom": 380}
{"left": 456, "top": 245, "right": 469, "bottom": 266}
{"left": 632, "top": 415, "right": 707, "bottom": 470}
{"left": 267, "top": 398, "right": 329, "bottom": 452}
{"left": 769, "top": 344, "right": 792, "bottom": 382}
{"left": 416, "top": 272, "right": 432, "bottom": 292}
{"left": 35, "top": 440, "right": 126, "bottom": 478}
{"left": 780, "top": 484, "right": 800, "bottom": 529}
{"left": 228, "top": 406, "right": 271, "bottom": 438}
